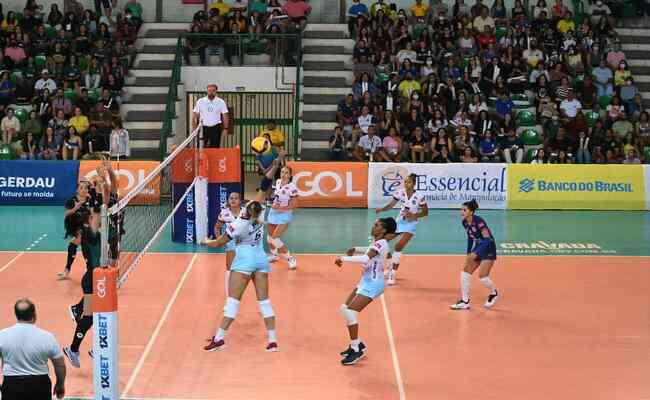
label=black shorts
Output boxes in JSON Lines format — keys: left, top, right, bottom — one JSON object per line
{"left": 82, "top": 268, "right": 93, "bottom": 294}
{"left": 1, "top": 375, "right": 51, "bottom": 400}
{"left": 260, "top": 176, "right": 273, "bottom": 191}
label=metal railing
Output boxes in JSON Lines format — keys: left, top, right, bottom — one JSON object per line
{"left": 159, "top": 32, "right": 302, "bottom": 160}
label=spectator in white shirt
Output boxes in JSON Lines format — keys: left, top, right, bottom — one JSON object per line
{"left": 356, "top": 105, "right": 376, "bottom": 134}
{"left": 0, "top": 298, "right": 66, "bottom": 399}
{"left": 1, "top": 108, "right": 21, "bottom": 144}
{"left": 560, "top": 90, "right": 582, "bottom": 119}
{"left": 354, "top": 124, "right": 386, "bottom": 161}
{"left": 34, "top": 69, "right": 57, "bottom": 93}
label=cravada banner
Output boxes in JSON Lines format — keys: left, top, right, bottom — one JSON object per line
{"left": 367, "top": 163, "right": 508, "bottom": 209}
{"left": 508, "top": 164, "right": 647, "bottom": 210}
{"left": 79, "top": 161, "right": 161, "bottom": 205}
{"left": 287, "top": 162, "right": 368, "bottom": 207}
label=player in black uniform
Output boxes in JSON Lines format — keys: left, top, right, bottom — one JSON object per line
{"left": 58, "top": 181, "right": 95, "bottom": 280}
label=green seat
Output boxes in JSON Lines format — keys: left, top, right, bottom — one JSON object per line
{"left": 643, "top": 147, "right": 650, "bottom": 162}
{"left": 14, "top": 12, "right": 24, "bottom": 23}
{"left": 88, "top": 89, "right": 100, "bottom": 103}
{"left": 520, "top": 128, "right": 542, "bottom": 145}
{"left": 526, "top": 148, "right": 538, "bottom": 162}
{"left": 0, "top": 144, "right": 13, "bottom": 160}
{"left": 78, "top": 56, "right": 88, "bottom": 70}
{"left": 495, "top": 26, "right": 507, "bottom": 40}
{"left": 516, "top": 110, "right": 535, "bottom": 126}
{"left": 45, "top": 24, "right": 57, "bottom": 39}
{"left": 14, "top": 108, "right": 28, "bottom": 123}
{"left": 64, "top": 89, "right": 77, "bottom": 102}
{"left": 35, "top": 55, "right": 47, "bottom": 70}
{"left": 10, "top": 70, "right": 21, "bottom": 84}
{"left": 598, "top": 95, "right": 612, "bottom": 109}
{"left": 572, "top": 75, "right": 584, "bottom": 89}
{"left": 585, "top": 110, "right": 600, "bottom": 127}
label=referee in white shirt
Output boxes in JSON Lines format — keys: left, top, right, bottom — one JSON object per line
{"left": 0, "top": 299, "right": 66, "bottom": 399}
{"left": 192, "top": 84, "right": 230, "bottom": 148}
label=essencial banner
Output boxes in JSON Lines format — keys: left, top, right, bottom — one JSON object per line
{"left": 508, "top": 164, "right": 647, "bottom": 210}
{"left": 288, "top": 162, "right": 368, "bottom": 207}
{"left": 93, "top": 267, "right": 119, "bottom": 400}
{"left": 0, "top": 160, "right": 79, "bottom": 205}
{"left": 80, "top": 160, "right": 161, "bottom": 205}
{"left": 367, "top": 163, "right": 507, "bottom": 209}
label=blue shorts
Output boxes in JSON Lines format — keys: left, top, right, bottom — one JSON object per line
{"left": 396, "top": 217, "right": 417, "bottom": 235}
{"left": 356, "top": 279, "right": 385, "bottom": 299}
{"left": 267, "top": 208, "right": 293, "bottom": 225}
{"left": 231, "top": 245, "right": 271, "bottom": 274}
{"left": 472, "top": 239, "right": 497, "bottom": 261}
{"left": 224, "top": 241, "right": 236, "bottom": 253}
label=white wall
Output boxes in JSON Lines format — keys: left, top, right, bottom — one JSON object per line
{"left": 181, "top": 66, "right": 297, "bottom": 92}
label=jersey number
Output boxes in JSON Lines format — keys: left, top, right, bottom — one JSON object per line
{"left": 254, "top": 231, "right": 262, "bottom": 241}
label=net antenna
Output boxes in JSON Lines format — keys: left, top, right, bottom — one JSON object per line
{"left": 100, "top": 124, "right": 203, "bottom": 288}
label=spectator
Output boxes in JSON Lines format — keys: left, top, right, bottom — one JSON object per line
{"left": 4, "top": 40, "right": 27, "bottom": 68}
{"left": 576, "top": 131, "right": 591, "bottom": 163}
{"left": 433, "top": 145, "right": 452, "bottom": 163}
{"left": 530, "top": 148, "right": 547, "bottom": 164}
{"left": 109, "top": 119, "right": 129, "bottom": 158}
{"left": 328, "top": 125, "right": 346, "bottom": 161}
{"left": 495, "top": 92, "right": 514, "bottom": 120}
{"left": 560, "top": 90, "right": 582, "bottom": 120}
{"left": 592, "top": 59, "right": 614, "bottom": 98}
{"left": 183, "top": 25, "right": 207, "bottom": 66}
{"left": 0, "top": 298, "right": 66, "bottom": 400}
{"left": 0, "top": 71, "right": 16, "bottom": 106}
{"left": 62, "top": 125, "right": 81, "bottom": 160}
{"left": 258, "top": 119, "right": 285, "bottom": 149}
{"left": 23, "top": 110, "right": 43, "bottom": 138}
{"left": 478, "top": 130, "right": 500, "bottom": 161}
{"left": 347, "top": 0, "right": 368, "bottom": 37}
{"left": 337, "top": 94, "right": 357, "bottom": 132}
{"left": 39, "top": 126, "right": 61, "bottom": 159}
{"left": 52, "top": 88, "right": 73, "bottom": 116}
{"left": 622, "top": 149, "right": 641, "bottom": 164}
{"left": 1, "top": 108, "right": 20, "bottom": 144}
{"left": 409, "top": 126, "right": 427, "bottom": 162}
{"left": 500, "top": 129, "right": 524, "bottom": 163}
{"left": 282, "top": 0, "right": 311, "bottom": 30}
{"left": 49, "top": 109, "right": 68, "bottom": 137}
{"left": 354, "top": 124, "right": 385, "bottom": 161}
{"left": 460, "top": 146, "right": 478, "bottom": 162}
{"left": 34, "top": 69, "right": 57, "bottom": 93}
{"left": 382, "top": 126, "right": 403, "bottom": 162}
{"left": 20, "top": 131, "right": 38, "bottom": 159}
{"left": 614, "top": 60, "right": 631, "bottom": 88}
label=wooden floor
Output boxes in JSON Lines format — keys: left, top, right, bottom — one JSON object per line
{"left": 0, "top": 252, "right": 648, "bottom": 400}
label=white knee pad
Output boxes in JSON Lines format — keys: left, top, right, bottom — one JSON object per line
{"left": 258, "top": 299, "right": 275, "bottom": 318}
{"left": 392, "top": 251, "right": 402, "bottom": 265}
{"left": 270, "top": 237, "right": 284, "bottom": 248}
{"left": 341, "top": 305, "right": 358, "bottom": 326}
{"left": 223, "top": 297, "right": 240, "bottom": 319}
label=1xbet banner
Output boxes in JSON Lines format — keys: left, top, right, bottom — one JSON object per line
{"left": 0, "top": 160, "right": 79, "bottom": 205}
{"left": 508, "top": 164, "right": 647, "bottom": 210}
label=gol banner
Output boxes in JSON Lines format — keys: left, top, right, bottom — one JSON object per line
{"left": 79, "top": 161, "right": 161, "bottom": 205}
{"left": 508, "top": 164, "right": 647, "bottom": 210}
{"left": 287, "top": 162, "right": 368, "bottom": 207}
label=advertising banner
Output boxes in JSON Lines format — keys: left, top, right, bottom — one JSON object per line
{"left": 367, "top": 163, "right": 508, "bottom": 209}
{"left": 0, "top": 160, "right": 79, "bottom": 205}
{"left": 508, "top": 164, "right": 646, "bottom": 210}
{"left": 288, "top": 162, "right": 368, "bottom": 208}
{"left": 93, "top": 267, "right": 119, "bottom": 400}
{"left": 79, "top": 160, "right": 161, "bottom": 205}
{"left": 172, "top": 183, "right": 196, "bottom": 243}
{"left": 171, "top": 148, "right": 241, "bottom": 184}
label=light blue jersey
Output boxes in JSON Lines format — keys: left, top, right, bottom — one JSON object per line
{"left": 218, "top": 207, "right": 239, "bottom": 252}
{"left": 227, "top": 217, "right": 270, "bottom": 274}
{"left": 393, "top": 189, "right": 426, "bottom": 235}
{"left": 356, "top": 238, "right": 389, "bottom": 299}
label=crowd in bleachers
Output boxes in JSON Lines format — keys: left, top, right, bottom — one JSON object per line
{"left": 0, "top": 0, "right": 140, "bottom": 160}
{"left": 328, "top": 0, "right": 649, "bottom": 164}
{"left": 184, "top": 0, "right": 310, "bottom": 66}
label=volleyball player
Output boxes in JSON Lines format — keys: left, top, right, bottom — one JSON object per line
{"left": 375, "top": 173, "right": 428, "bottom": 285}
{"left": 335, "top": 217, "right": 396, "bottom": 365}
{"left": 202, "top": 200, "right": 279, "bottom": 352}
{"left": 62, "top": 178, "right": 109, "bottom": 367}
{"left": 213, "top": 192, "right": 242, "bottom": 297}
{"left": 450, "top": 199, "right": 500, "bottom": 310}
{"left": 58, "top": 181, "right": 95, "bottom": 280}
{"left": 266, "top": 166, "right": 298, "bottom": 269}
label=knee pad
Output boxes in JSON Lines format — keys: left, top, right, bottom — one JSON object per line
{"left": 270, "top": 237, "right": 284, "bottom": 248}
{"left": 392, "top": 251, "right": 402, "bottom": 265}
{"left": 341, "top": 305, "right": 358, "bottom": 326}
{"left": 223, "top": 297, "right": 240, "bottom": 319}
{"left": 258, "top": 299, "right": 275, "bottom": 318}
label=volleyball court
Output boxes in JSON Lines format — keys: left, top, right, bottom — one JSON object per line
{"left": 0, "top": 126, "right": 647, "bottom": 399}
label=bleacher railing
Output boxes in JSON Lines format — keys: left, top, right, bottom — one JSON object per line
{"left": 160, "top": 32, "right": 302, "bottom": 161}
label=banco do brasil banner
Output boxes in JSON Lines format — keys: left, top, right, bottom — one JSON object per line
{"left": 368, "top": 163, "right": 508, "bottom": 209}
{"left": 0, "top": 160, "right": 79, "bottom": 205}
{"left": 508, "top": 164, "right": 646, "bottom": 210}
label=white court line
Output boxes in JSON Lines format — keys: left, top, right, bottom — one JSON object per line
{"left": 121, "top": 253, "right": 200, "bottom": 398}
{"left": 0, "top": 251, "right": 26, "bottom": 273}
{"left": 380, "top": 294, "right": 407, "bottom": 400}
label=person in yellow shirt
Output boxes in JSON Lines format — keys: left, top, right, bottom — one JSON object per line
{"left": 556, "top": 12, "right": 575, "bottom": 34}
{"left": 68, "top": 107, "right": 90, "bottom": 138}
{"left": 258, "top": 119, "right": 285, "bottom": 149}
{"left": 398, "top": 72, "right": 421, "bottom": 99}
{"left": 410, "top": 0, "right": 428, "bottom": 18}
{"left": 209, "top": 0, "right": 231, "bottom": 16}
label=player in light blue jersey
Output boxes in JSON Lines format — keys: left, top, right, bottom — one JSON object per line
{"left": 375, "top": 173, "right": 428, "bottom": 285}
{"left": 202, "top": 200, "right": 279, "bottom": 352}
{"left": 450, "top": 199, "right": 500, "bottom": 310}
{"left": 335, "top": 217, "right": 397, "bottom": 366}
{"left": 213, "top": 192, "right": 242, "bottom": 297}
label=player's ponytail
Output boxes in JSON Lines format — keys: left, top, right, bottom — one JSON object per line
{"left": 462, "top": 199, "right": 479, "bottom": 212}
{"left": 379, "top": 217, "right": 397, "bottom": 235}
{"left": 246, "top": 201, "right": 263, "bottom": 222}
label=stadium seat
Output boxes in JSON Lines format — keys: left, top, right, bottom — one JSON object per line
{"left": 14, "top": 12, "right": 23, "bottom": 23}
{"left": 78, "top": 56, "right": 88, "bottom": 70}
{"left": 10, "top": 70, "right": 20, "bottom": 84}
{"left": 495, "top": 26, "right": 507, "bottom": 40}
{"left": 0, "top": 144, "right": 13, "bottom": 160}
{"left": 14, "top": 108, "right": 28, "bottom": 124}
{"left": 45, "top": 24, "right": 57, "bottom": 39}
{"left": 644, "top": 147, "right": 650, "bottom": 162}
{"left": 520, "top": 129, "right": 542, "bottom": 145}
{"left": 585, "top": 110, "right": 600, "bottom": 127}
{"left": 516, "top": 110, "right": 536, "bottom": 126}
{"left": 35, "top": 55, "right": 47, "bottom": 70}
{"left": 526, "top": 148, "right": 538, "bottom": 162}
{"left": 88, "top": 89, "right": 100, "bottom": 103}
{"left": 598, "top": 95, "right": 612, "bottom": 109}
{"left": 64, "top": 89, "right": 77, "bottom": 102}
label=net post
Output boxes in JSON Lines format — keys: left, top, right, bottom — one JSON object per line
{"left": 195, "top": 124, "right": 209, "bottom": 242}
{"left": 100, "top": 205, "right": 109, "bottom": 266}
{"left": 92, "top": 267, "right": 119, "bottom": 400}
